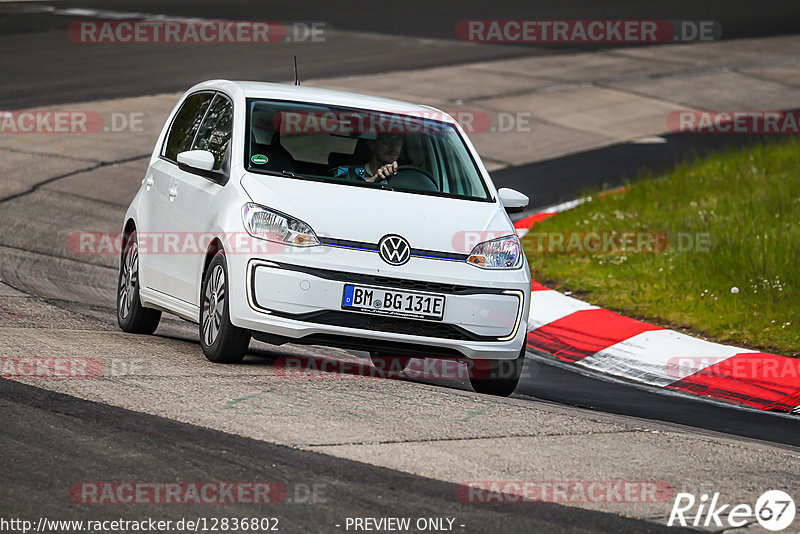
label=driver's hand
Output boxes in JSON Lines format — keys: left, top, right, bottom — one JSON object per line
{"left": 367, "top": 161, "right": 398, "bottom": 182}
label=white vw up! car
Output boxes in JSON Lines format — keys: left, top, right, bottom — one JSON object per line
{"left": 118, "top": 80, "right": 531, "bottom": 396}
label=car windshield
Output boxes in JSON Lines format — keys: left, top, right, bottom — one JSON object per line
{"left": 245, "top": 99, "right": 492, "bottom": 201}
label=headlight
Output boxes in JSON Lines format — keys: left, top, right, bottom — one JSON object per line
{"left": 242, "top": 203, "right": 319, "bottom": 247}
{"left": 467, "top": 235, "right": 522, "bottom": 269}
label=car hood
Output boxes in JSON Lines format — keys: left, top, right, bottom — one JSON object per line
{"left": 240, "top": 173, "right": 513, "bottom": 254}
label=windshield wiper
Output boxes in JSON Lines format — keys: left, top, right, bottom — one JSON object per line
{"left": 281, "top": 170, "right": 300, "bottom": 178}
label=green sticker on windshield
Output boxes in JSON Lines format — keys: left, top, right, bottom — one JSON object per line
{"left": 251, "top": 154, "right": 269, "bottom": 165}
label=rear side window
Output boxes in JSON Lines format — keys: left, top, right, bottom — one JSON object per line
{"left": 162, "top": 92, "right": 214, "bottom": 161}
{"left": 192, "top": 95, "right": 233, "bottom": 171}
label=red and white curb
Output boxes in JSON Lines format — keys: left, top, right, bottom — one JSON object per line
{"left": 513, "top": 198, "right": 584, "bottom": 239}
{"left": 514, "top": 204, "right": 800, "bottom": 414}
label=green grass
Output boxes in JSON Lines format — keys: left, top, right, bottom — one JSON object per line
{"left": 524, "top": 138, "right": 800, "bottom": 357}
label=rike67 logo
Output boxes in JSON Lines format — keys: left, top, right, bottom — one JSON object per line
{"left": 668, "top": 490, "right": 796, "bottom": 531}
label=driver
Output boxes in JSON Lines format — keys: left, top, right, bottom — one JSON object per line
{"left": 333, "top": 133, "right": 403, "bottom": 183}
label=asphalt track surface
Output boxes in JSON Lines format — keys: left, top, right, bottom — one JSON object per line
{"left": 0, "top": 379, "right": 687, "bottom": 533}
{"left": 1, "top": 0, "right": 800, "bottom": 109}
{"left": 1, "top": 1, "right": 799, "bottom": 531}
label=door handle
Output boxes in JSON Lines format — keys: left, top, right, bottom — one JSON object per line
{"left": 168, "top": 184, "right": 178, "bottom": 201}
{"left": 144, "top": 176, "right": 154, "bottom": 191}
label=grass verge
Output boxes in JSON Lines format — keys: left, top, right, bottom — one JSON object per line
{"left": 524, "top": 138, "right": 799, "bottom": 357}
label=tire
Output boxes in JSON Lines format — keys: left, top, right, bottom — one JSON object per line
{"left": 200, "top": 252, "right": 250, "bottom": 363}
{"left": 468, "top": 344, "right": 526, "bottom": 397}
{"left": 370, "top": 352, "right": 411, "bottom": 374}
{"left": 117, "top": 230, "right": 161, "bottom": 334}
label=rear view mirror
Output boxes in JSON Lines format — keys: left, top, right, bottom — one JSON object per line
{"left": 498, "top": 188, "right": 529, "bottom": 214}
{"left": 177, "top": 150, "right": 215, "bottom": 172}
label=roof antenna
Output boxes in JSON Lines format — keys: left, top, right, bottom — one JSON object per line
{"left": 293, "top": 56, "right": 300, "bottom": 86}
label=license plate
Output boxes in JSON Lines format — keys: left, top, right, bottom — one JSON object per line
{"left": 341, "top": 284, "right": 446, "bottom": 321}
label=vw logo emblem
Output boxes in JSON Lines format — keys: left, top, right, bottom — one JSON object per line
{"left": 378, "top": 235, "right": 411, "bottom": 266}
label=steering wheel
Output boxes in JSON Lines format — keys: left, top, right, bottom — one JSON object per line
{"left": 386, "top": 165, "right": 438, "bottom": 191}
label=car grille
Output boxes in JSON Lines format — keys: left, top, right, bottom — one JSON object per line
{"left": 272, "top": 262, "right": 503, "bottom": 295}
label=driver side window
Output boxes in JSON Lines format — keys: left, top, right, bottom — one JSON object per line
{"left": 162, "top": 92, "right": 214, "bottom": 161}
{"left": 192, "top": 94, "right": 233, "bottom": 172}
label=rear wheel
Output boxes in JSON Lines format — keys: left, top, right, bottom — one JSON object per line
{"left": 200, "top": 252, "right": 250, "bottom": 363}
{"left": 370, "top": 352, "right": 411, "bottom": 374}
{"left": 468, "top": 344, "right": 526, "bottom": 397}
{"left": 117, "top": 231, "right": 161, "bottom": 334}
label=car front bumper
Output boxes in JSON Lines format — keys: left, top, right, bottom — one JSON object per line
{"left": 226, "top": 248, "right": 530, "bottom": 361}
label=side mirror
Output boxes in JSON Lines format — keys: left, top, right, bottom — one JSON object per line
{"left": 498, "top": 188, "right": 529, "bottom": 214}
{"left": 177, "top": 150, "right": 215, "bottom": 172}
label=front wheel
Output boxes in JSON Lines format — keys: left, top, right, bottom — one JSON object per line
{"left": 199, "top": 252, "right": 250, "bottom": 363}
{"left": 468, "top": 344, "right": 526, "bottom": 397}
{"left": 117, "top": 230, "right": 161, "bottom": 334}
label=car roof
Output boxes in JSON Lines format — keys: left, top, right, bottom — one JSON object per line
{"left": 192, "top": 79, "right": 453, "bottom": 122}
